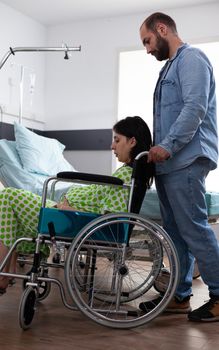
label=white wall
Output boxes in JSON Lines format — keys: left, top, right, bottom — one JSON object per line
{"left": 64, "top": 150, "right": 111, "bottom": 174}
{"left": 1, "top": 2, "right": 219, "bottom": 131}
{"left": 0, "top": 2, "right": 219, "bottom": 174}
{"left": 44, "top": 2, "right": 219, "bottom": 173}
{"left": 0, "top": 2, "right": 46, "bottom": 129}
{"left": 45, "top": 2, "right": 219, "bottom": 131}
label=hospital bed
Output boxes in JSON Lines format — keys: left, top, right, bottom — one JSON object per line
{"left": 140, "top": 187, "right": 219, "bottom": 282}
{"left": 0, "top": 122, "right": 77, "bottom": 263}
{"left": 0, "top": 123, "right": 76, "bottom": 201}
{"left": 1, "top": 122, "right": 218, "bottom": 221}
{"left": 0, "top": 123, "right": 218, "bottom": 298}
{"left": 0, "top": 151, "right": 180, "bottom": 330}
{"left": 140, "top": 188, "right": 219, "bottom": 223}
{"left": 1, "top": 136, "right": 218, "bottom": 221}
{"left": 1, "top": 122, "right": 218, "bottom": 275}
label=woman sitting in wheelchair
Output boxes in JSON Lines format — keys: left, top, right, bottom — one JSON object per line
{"left": 0, "top": 116, "right": 153, "bottom": 295}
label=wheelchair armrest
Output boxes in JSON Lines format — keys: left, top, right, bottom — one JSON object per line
{"left": 57, "top": 171, "right": 124, "bottom": 186}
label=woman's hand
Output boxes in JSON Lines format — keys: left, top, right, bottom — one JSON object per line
{"left": 54, "top": 197, "right": 75, "bottom": 211}
{"left": 55, "top": 203, "right": 73, "bottom": 210}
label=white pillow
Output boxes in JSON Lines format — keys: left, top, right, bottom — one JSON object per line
{"left": 14, "top": 122, "right": 76, "bottom": 176}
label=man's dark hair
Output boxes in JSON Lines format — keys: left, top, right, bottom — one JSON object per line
{"left": 142, "top": 12, "right": 177, "bottom": 34}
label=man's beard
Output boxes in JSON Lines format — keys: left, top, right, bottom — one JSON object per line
{"left": 152, "top": 34, "right": 170, "bottom": 61}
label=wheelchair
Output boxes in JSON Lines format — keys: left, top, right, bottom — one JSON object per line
{"left": 0, "top": 151, "right": 179, "bottom": 330}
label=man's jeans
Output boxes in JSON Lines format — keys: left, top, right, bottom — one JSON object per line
{"left": 156, "top": 158, "right": 219, "bottom": 299}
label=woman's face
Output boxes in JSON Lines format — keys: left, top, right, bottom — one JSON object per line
{"left": 111, "top": 132, "right": 136, "bottom": 163}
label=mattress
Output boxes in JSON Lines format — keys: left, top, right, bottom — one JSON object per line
{"left": 140, "top": 189, "right": 161, "bottom": 220}
{"left": 140, "top": 189, "right": 219, "bottom": 220}
{"left": 205, "top": 192, "right": 219, "bottom": 217}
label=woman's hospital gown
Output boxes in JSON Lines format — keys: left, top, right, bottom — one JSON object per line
{"left": 0, "top": 165, "right": 132, "bottom": 254}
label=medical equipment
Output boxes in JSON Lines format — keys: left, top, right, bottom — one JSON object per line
{"left": 0, "top": 44, "right": 81, "bottom": 124}
{"left": 0, "top": 151, "right": 180, "bottom": 330}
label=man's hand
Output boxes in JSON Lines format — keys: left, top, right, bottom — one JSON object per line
{"left": 148, "top": 146, "right": 170, "bottom": 163}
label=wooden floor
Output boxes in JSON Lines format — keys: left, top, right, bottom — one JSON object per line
{"left": 0, "top": 266, "right": 219, "bottom": 350}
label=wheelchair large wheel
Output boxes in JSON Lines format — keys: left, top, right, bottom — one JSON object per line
{"left": 91, "top": 230, "right": 164, "bottom": 303}
{"left": 73, "top": 229, "right": 164, "bottom": 303}
{"left": 18, "top": 286, "right": 36, "bottom": 330}
{"left": 65, "top": 213, "right": 179, "bottom": 329}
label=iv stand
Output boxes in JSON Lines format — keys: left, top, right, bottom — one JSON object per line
{"left": 0, "top": 44, "right": 81, "bottom": 123}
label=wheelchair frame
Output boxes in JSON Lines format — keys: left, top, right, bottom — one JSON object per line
{"left": 0, "top": 151, "right": 180, "bottom": 330}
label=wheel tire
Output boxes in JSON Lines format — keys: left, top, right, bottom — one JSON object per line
{"left": 18, "top": 286, "right": 36, "bottom": 330}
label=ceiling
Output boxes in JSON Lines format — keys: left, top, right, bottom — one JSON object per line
{"left": 0, "top": 0, "right": 216, "bottom": 26}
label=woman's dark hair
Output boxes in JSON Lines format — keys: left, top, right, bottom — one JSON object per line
{"left": 113, "top": 116, "right": 154, "bottom": 189}
{"left": 113, "top": 116, "right": 152, "bottom": 161}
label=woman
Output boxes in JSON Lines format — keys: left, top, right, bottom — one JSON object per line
{"left": 0, "top": 116, "right": 153, "bottom": 294}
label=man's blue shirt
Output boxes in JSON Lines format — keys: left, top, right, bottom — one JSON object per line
{"left": 154, "top": 43, "right": 218, "bottom": 174}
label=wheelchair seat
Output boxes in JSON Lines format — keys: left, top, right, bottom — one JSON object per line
{"left": 38, "top": 152, "right": 154, "bottom": 241}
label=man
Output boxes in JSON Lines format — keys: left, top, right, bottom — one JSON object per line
{"left": 139, "top": 12, "right": 219, "bottom": 322}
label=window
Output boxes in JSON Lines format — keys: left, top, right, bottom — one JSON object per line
{"left": 117, "top": 42, "right": 219, "bottom": 191}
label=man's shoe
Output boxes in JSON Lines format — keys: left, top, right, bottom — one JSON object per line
{"left": 139, "top": 295, "right": 191, "bottom": 314}
{"left": 188, "top": 295, "right": 219, "bottom": 322}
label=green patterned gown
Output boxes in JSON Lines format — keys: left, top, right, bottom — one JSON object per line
{"left": 0, "top": 165, "right": 132, "bottom": 255}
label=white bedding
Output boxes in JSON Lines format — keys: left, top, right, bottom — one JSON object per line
{"left": 0, "top": 138, "right": 73, "bottom": 201}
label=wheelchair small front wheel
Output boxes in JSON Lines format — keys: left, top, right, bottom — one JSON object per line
{"left": 22, "top": 268, "right": 51, "bottom": 301}
{"left": 18, "top": 286, "right": 36, "bottom": 330}
{"left": 37, "top": 279, "right": 51, "bottom": 301}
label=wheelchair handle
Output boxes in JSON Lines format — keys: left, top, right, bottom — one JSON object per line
{"left": 134, "top": 151, "right": 149, "bottom": 160}
{"left": 131, "top": 151, "right": 149, "bottom": 179}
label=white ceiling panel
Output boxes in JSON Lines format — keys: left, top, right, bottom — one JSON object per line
{"left": 0, "top": 0, "right": 216, "bottom": 26}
